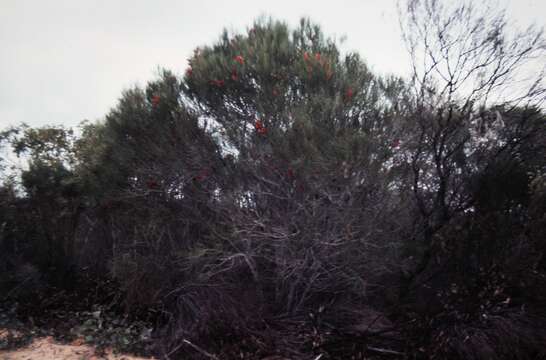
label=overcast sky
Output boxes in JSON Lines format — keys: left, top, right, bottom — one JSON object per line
{"left": 1, "top": 0, "right": 544, "bottom": 129}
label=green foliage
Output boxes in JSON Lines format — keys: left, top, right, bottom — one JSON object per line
{"left": 184, "top": 19, "right": 394, "bottom": 163}
{"left": 75, "top": 71, "right": 223, "bottom": 202}
{"left": 12, "top": 125, "right": 75, "bottom": 165}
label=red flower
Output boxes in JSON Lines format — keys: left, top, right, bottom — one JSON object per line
{"left": 315, "top": 53, "right": 321, "bottom": 61}
{"left": 195, "top": 169, "right": 209, "bottom": 182}
{"left": 345, "top": 87, "right": 354, "bottom": 101}
{"left": 231, "top": 69, "right": 238, "bottom": 81}
{"left": 287, "top": 167, "right": 294, "bottom": 178}
{"left": 146, "top": 179, "right": 159, "bottom": 189}
{"left": 185, "top": 67, "right": 193, "bottom": 77}
{"left": 234, "top": 55, "right": 245, "bottom": 65}
{"left": 209, "top": 79, "right": 225, "bottom": 87}
{"left": 101, "top": 200, "right": 113, "bottom": 209}
{"left": 303, "top": 52, "right": 310, "bottom": 61}
{"left": 151, "top": 95, "right": 161, "bottom": 106}
{"left": 255, "top": 119, "right": 267, "bottom": 135}
{"left": 255, "top": 119, "right": 264, "bottom": 130}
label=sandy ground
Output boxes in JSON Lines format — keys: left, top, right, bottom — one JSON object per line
{"left": 0, "top": 330, "right": 154, "bottom": 360}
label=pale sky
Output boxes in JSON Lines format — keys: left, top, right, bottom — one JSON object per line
{"left": 0, "top": 0, "right": 544, "bottom": 129}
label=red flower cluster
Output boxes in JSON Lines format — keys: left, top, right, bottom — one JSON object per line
{"left": 255, "top": 119, "right": 267, "bottom": 135}
{"left": 194, "top": 169, "right": 209, "bottom": 182}
{"left": 146, "top": 179, "right": 159, "bottom": 189}
{"left": 303, "top": 51, "right": 323, "bottom": 62}
{"left": 287, "top": 167, "right": 294, "bottom": 178}
{"left": 345, "top": 87, "right": 354, "bottom": 101}
{"left": 209, "top": 79, "right": 225, "bottom": 87}
{"left": 151, "top": 95, "right": 161, "bottom": 107}
{"left": 234, "top": 55, "right": 245, "bottom": 65}
{"left": 303, "top": 51, "right": 333, "bottom": 79}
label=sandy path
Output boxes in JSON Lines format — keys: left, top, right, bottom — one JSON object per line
{"left": 0, "top": 332, "right": 154, "bottom": 360}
